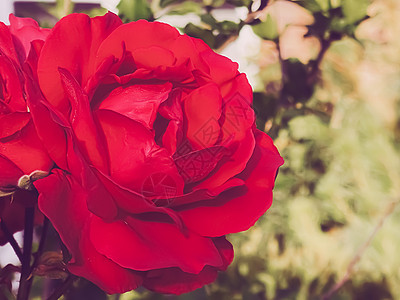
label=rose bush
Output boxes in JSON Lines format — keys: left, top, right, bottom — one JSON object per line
{"left": 29, "top": 12, "right": 283, "bottom": 294}
{"left": 0, "top": 16, "right": 51, "bottom": 244}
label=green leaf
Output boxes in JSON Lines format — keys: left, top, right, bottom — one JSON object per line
{"left": 315, "top": 0, "right": 330, "bottom": 11}
{"left": 227, "top": 0, "right": 252, "bottom": 7}
{"left": 219, "top": 20, "right": 239, "bottom": 33}
{"left": 211, "top": 0, "right": 227, "bottom": 7}
{"left": 159, "top": 0, "right": 181, "bottom": 8}
{"left": 202, "top": 0, "right": 225, "bottom": 7}
{"left": 118, "top": 0, "right": 153, "bottom": 22}
{"left": 183, "top": 23, "right": 216, "bottom": 48}
{"left": 288, "top": 115, "right": 328, "bottom": 141}
{"left": 214, "top": 33, "right": 232, "bottom": 49}
{"left": 166, "top": 1, "right": 203, "bottom": 15}
{"left": 201, "top": 13, "right": 219, "bottom": 28}
{"left": 251, "top": 14, "right": 278, "bottom": 40}
{"left": 329, "top": 15, "right": 349, "bottom": 33}
{"left": 342, "top": 0, "right": 370, "bottom": 24}
{"left": 296, "top": 0, "right": 322, "bottom": 12}
{"left": 84, "top": 7, "right": 108, "bottom": 18}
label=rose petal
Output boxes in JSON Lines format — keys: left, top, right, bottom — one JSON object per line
{"left": 127, "top": 59, "right": 195, "bottom": 83}
{"left": 38, "top": 12, "right": 122, "bottom": 112}
{"left": 142, "top": 237, "right": 233, "bottom": 296}
{"left": 220, "top": 74, "right": 255, "bottom": 143}
{"left": 55, "top": 129, "right": 118, "bottom": 221}
{"left": 197, "top": 42, "right": 239, "bottom": 86}
{"left": 0, "top": 112, "right": 30, "bottom": 139}
{"left": 96, "top": 20, "right": 180, "bottom": 67}
{"left": 90, "top": 167, "right": 184, "bottom": 228}
{"left": 169, "top": 177, "right": 244, "bottom": 208}
{"left": 25, "top": 77, "right": 68, "bottom": 170}
{"left": 99, "top": 82, "right": 172, "bottom": 128}
{"left": 25, "top": 40, "right": 45, "bottom": 80}
{"left": 0, "top": 120, "right": 52, "bottom": 175}
{"left": 143, "top": 266, "right": 218, "bottom": 295}
{"left": 174, "top": 146, "right": 230, "bottom": 183}
{"left": 0, "top": 53, "right": 25, "bottom": 111}
{"left": 8, "top": 14, "right": 50, "bottom": 62}
{"left": 0, "top": 23, "right": 18, "bottom": 62}
{"left": 69, "top": 226, "right": 143, "bottom": 294}
{"left": 35, "top": 170, "right": 142, "bottom": 294}
{"left": 184, "top": 83, "right": 222, "bottom": 149}
{"left": 179, "top": 131, "right": 284, "bottom": 236}
{"left": 169, "top": 35, "right": 210, "bottom": 74}
{"left": 90, "top": 215, "right": 223, "bottom": 274}
{"left": 132, "top": 46, "right": 176, "bottom": 70}
{"left": 35, "top": 170, "right": 88, "bottom": 258}
{"left": 195, "top": 128, "right": 255, "bottom": 190}
{"left": 0, "top": 154, "right": 23, "bottom": 187}
{"left": 95, "top": 109, "right": 184, "bottom": 194}
{"left": 59, "top": 68, "right": 109, "bottom": 173}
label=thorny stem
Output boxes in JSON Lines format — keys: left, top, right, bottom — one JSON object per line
{"left": 321, "top": 200, "right": 400, "bottom": 300}
{"left": 0, "top": 220, "right": 23, "bottom": 262}
{"left": 16, "top": 206, "right": 35, "bottom": 300}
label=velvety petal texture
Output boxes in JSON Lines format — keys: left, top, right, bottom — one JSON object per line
{"left": 31, "top": 12, "right": 284, "bottom": 295}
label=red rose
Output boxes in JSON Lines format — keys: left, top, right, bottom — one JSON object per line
{"left": 0, "top": 16, "right": 52, "bottom": 244}
{"left": 30, "top": 13, "right": 283, "bottom": 294}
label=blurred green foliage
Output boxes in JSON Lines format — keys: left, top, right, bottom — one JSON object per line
{"left": 118, "top": 0, "right": 154, "bottom": 22}
{"left": 15, "top": 0, "right": 400, "bottom": 299}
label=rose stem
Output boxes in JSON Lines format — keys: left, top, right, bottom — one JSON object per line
{"left": 16, "top": 206, "right": 35, "bottom": 300}
{"left": 0, "top": 220, "right": 23, "bottom": 262}
{"left": 46, "top": 275, "right": 76, "bottom": 300}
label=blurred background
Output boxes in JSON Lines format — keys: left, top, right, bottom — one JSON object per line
{"left": 1, "top": 0, "right": 400, "bottom": 299}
